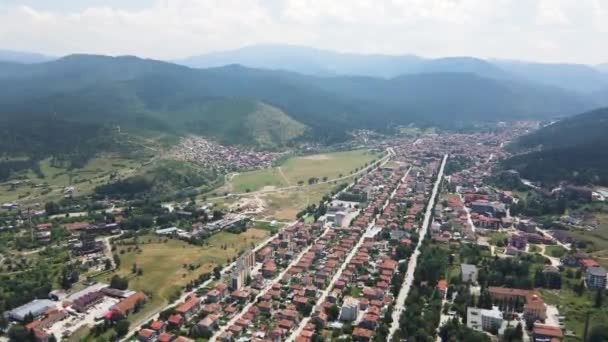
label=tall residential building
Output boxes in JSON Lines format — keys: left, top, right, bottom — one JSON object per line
{"left": 586, "top": 266, "right": 607, "bottom": 290}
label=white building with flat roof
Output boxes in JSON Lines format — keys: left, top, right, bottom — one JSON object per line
{"left": 461, "top": 264, "right": 478, "bottom": 283}
{"left": 467, "top": 306, "right": 503, "bottom": 333}
{"left": 8, "top": 299, "right": 56, "bottom": 321}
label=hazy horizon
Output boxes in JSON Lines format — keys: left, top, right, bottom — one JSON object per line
{"left": 0, "top": 0, "right": 607, "bottom": 65}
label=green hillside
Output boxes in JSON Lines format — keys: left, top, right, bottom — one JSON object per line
{"left": 0, "top": 54, "right": 603, "bottom": 168}
{"left": 175, "top": 99, "right": 307, "bottom": 148}
{"left": 502, "top": 107, "right": 608, "bottom": 186}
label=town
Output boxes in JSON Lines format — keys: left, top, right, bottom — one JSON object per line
{"left": 0, "top": 123, "right": 607, "bottom": 342}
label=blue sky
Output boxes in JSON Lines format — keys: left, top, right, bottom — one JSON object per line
{"left": 0, "top": 0, "right": 606, "bottom": 64}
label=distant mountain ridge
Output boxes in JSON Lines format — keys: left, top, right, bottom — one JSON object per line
{"left": 0, "top": 54, "right": 605, "bottom": 168}
{"left": 178, "top": 44, "right": 608, "bottom": 93}
{"left": 0, "top": 49, "right": 54, "bottom": 64}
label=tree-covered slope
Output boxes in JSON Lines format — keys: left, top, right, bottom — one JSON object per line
{"left": 0, "top": 54, "right": 603, "bottom": 163}
{"left": 172, "top": 99, "right": 308, "bottom": 148}
{"left": 502, "top": 107, "right": 608, "bottom": 186}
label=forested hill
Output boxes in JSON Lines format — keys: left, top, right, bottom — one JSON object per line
{"left": 502, "top": 107, "right": 608, "bottom": 186}
{"left": 0, "top": 54, "right": 604, "bottom": 164}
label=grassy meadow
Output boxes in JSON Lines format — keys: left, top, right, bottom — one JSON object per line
{"left": 228, "top": 149, "right": 380, "bottom": 194}
{"left": 94, "top": 229, "right": 269, "bottom": 318}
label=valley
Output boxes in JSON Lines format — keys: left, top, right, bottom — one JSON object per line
{"left": 1, "top": 30, "right": 608, "bottom": 342}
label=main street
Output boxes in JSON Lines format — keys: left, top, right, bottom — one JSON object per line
{"left": 387, "top": 154, "right": 447, "bottom": 341}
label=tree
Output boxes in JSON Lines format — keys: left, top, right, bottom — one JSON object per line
{"left": 110, "top": 275, "right": 129, "bottom": 290}
{"left": 131, "top": 263, "right": 137, "bottom": 274}
{"left": 113, "top": 254, "right": 121, "bottom": 268}
{"left": 326, "top": 304, "right": 340, "bottom": 321}
{"left": 574, "top": 279, "right": 585, "bottom": 296}
{"left": 7, "top": 324, "right": 30, "bottom": 342}
{"left": 534, "top": 269, "right": 546, "bottom": 288}
{"left": 60, "top": 267, "right": 79, "bottom": 290}
{"left": 44, "top": 201, "right": 60, "bottom": 215}
{"left": 114, "top": 320, "right": 130, "bottom": 337}
{"left": 589, "top": 324, "right": 608, "bottom": 342}
{"left": 213, "top": 266, "right": 222, "bottom": 280}
{"left": 303, "top": 302, "right": 314, "bottom": 316}
{"left": 395, "top": 244, "right": 412, "bottom": 260}
{"left": 594, "top": 289, "right": 604, "bottom": 308}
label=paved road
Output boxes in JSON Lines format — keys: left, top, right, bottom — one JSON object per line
{"left": 460, "top": 193, "right": 476, "bottom": 233}
{"left": 98, "top": 232, "right": 122, "bottom": 270}
{"left": 210, "top": 227, "right": 332, "bottom": 342}
{"left": 536, "top": 227, "right": 571, "bottom": 251}
{"left": 387, "top": 154, "right": 447, "bottom": 342}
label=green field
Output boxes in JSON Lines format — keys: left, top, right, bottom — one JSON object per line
{"left": 230, "top": 168, "right": 287, "bottom": 193}
{"left": 0, "top": 154, "right": 145, "bottom": 204}
{"left": 488, "top": 232, "right": 508, "bottom": 246}
{"left": 545, "top": 245, "right": 567, "bottom": 258}
{"left": 95, "top": 229, "right": 269, "bottom": 320}
{"left": 280, "top": 149, "right": 378, "bottom": 184}
{"left": 570, "top": 214, "right": 608, "bottom": 253}
{"left": 227, "top": 149, "right": 380, "bottom": 194}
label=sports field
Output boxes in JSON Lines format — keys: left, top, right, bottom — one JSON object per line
{"left": 227, "top": 149, "right": 381, "bottom": 194}
{"left": 280, "top": 149, "right": 379, "bottom": 184}
{"left": 230, "top": 168, "right": 287, "bottom": 193}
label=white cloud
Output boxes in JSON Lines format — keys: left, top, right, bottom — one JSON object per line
{"left": 0, "top": 0, "right": 606, "bottom": 63}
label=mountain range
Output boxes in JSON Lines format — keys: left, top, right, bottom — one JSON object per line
{"left": 503, "top": 107, "right": 608, "bottom": 186}
{"left": 0, "top": 49, "right": 54, "bottom": 64}
{"left": 0, "top": 50, "right": 607, "bottom": 170}
{"left": 177, "top": 44, "right": 608, "bottom": 93}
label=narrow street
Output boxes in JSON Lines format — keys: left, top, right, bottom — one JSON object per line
{"left": 210, "top": 227, "right": 332, "bottom": 342}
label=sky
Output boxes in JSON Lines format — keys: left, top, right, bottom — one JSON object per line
{"left": 0, "top": 0, "right": 606, "bottom": 64}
